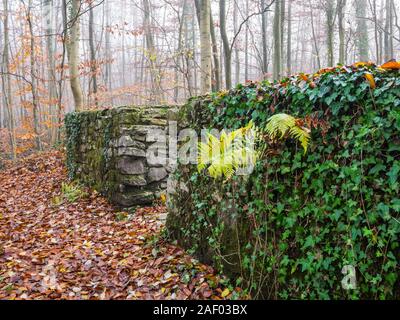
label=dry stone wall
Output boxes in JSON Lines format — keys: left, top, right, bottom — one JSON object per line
{"left": 65, "top": 105, "right": 179, "bottom": 208}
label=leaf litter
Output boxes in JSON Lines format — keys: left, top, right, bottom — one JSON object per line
{"left": 0, "top": 151, "right": 243, "bottom": 300}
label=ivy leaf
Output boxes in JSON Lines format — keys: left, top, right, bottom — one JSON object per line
{"left": 303, "top": 235, "right": 315, "bottom": 249}
{"left": 387, "top": 162, "right": 400, "bottom": 185}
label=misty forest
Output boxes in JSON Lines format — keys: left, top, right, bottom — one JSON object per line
{"left": 0, "top": 0, "right": 399, "bottom": 301}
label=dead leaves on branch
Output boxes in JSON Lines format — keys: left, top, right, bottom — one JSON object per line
{"left": 0, "top": 151, "right": 240, "bottom": 300}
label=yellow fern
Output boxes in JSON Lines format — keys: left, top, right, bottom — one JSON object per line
{"left": 265, "top": 113, "right": 310, "bottom": 153}
{"left": 198, "top": 121, "right": 257, "bottom": 179}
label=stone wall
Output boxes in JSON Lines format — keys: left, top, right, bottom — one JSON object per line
{"left": 65, "top": 105, "right": 178, "bottom": 207}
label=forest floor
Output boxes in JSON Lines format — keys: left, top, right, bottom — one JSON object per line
{"left": 0, "top": 151, "right": 239, "bottom": 300}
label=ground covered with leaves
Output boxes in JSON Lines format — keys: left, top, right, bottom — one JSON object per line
{"left": 0, "top": 151, "right": 238, "bottom": 300}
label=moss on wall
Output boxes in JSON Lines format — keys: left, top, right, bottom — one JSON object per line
{"left": 65, "top": 105, "right": 178, "bottom": 207}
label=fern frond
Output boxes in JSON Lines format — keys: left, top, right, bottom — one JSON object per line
{"left": 266, "top": 114, "right": 296, "bottom": 139}
{"left": 266, "top": 113, "right": 310, "bottom": 153}
{"left": 289, "top": 126, "right": 310, "bottom": 153}
{"left": 197, "top": 122, "right": 257, "bottom": 179}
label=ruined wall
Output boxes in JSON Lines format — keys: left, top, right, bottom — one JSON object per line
{"left": 65, "top": 105, "right": 178, "bottom": 207}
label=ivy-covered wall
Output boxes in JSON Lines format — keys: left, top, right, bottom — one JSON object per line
{"left": 166, "top": 64, "right": 400, "bottom": 299}
{"left": 65, "top": 105, "right": 178, "bottom": 207}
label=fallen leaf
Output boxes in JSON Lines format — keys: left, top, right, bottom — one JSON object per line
{"left": 221, "top": 288, "right": 230, "bottom": 298}
{"left": 380, "top": 60, "right": 400, "bottom": 70}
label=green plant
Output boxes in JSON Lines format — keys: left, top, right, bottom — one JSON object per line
{"left": 60, "top": 182, "right": 88, "bottom": 203}
{"left": 265, "top": 113, "right": 311, "bottom": 153}
{"left": 167, "top": 63, "right": 400, "bottom": 300}
{"left": 197, "top": 121, "right": 257, "bottom": 179}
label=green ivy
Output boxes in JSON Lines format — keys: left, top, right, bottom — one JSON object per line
{"left": 65, "top": 112, "right": 83, "bottom": 180}
{"left": 167, "top": 64, "right": 400, "bottom": 299}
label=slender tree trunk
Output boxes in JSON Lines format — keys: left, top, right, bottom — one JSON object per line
{"left": 286, "top": 0, "right": 292, "bottom": 75}
{"left": 209, "top": 14, "right": 221, "bottom": 91}
{"left": 143, "top": 0, "right": 164, "bottom": 103}
{"left": 280, "top": 0, "right": 285, "bottom": 69}
{"left": 261, "top": 0, "right": 269, "bottom": 76}
{"left": 1, "top": 0, "right": 16, "bottom": 159}
{"left": 273, "top": 0, "right": 282, "bottom": 80}
{"left": 325, "top": 1, "right": 335, "bottom": 66}
{"left": 43, "top": 0, "right": 58, "bottom": 144}
{"left": 192, "top": 9, "right": 198, "bottom": 95}
{"left": 310, "top": 1, "right": 321, "bottom": 69}
{"left": 338, "top": 0, "right": 346, "bottom": 64}
{"left": 356, "top": 0, "right": 369, "bottom": 61}
{"left": 66, "top": 0, "right": 84, "bottom": 111}
{"left": 27, "top": 0, "right": 42, "bottom": 150}
{"left": 199, "top": 0, "right": 212, "bottom": 93}
{"left": 174, "top": 1, "right": 187, "bottom": 103}
{"left": 89, "top": 3, "right": 98, "bottom": 107}
{"left": 245, "top": 0, "right": 249, "bottom": 80}
{"left": 369, "top": 0, "right": 380, "bottom": 63}
{"left": 384, "top": 0, "right": 394, "bottom": 60}
{"left": 233, "top": 2, "right": 240, "bottom": 84}
{"left": 220, "top": 0, "right": 231, "bottom": 89}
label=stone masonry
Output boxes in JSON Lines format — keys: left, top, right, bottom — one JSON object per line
{"left": 65, "top": 105, "right": 179, "bottom": 208}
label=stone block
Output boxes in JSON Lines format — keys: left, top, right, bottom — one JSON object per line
{"left": 113, "top": 190, "right": 155, "bottom": 207}
{"left": 120, "top": 175, "right": 147, "bottom": 187}
{"left": 117, "top": 147, "right": 146, "bottom": 157}
{"left": 117, "top": 157, "right": 146, "bottom": 175}
{"left": 148, "top": 167, "right": 168, "bottom": 183}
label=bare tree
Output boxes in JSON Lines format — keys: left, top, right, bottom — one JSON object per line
{"left": 220, "top": 0, "right": 232, "bottom": 89}
{"left": 1, "top": 0, "right": 16, "bottom": 159}
{"left": 89, "top": 1, "right": 98, "bottom": 106}
{"left": 356, "top": 0, "right": 369, "bottom": 61}
{"left": 199, "top": 0, "right": 212, "bottom": 93}
{"left": 338, "top": 0, "right": 346, "bottom": 64}
{"left": 273, "top": 0, "right": 282, "bottom": 80}
{"left": 65, "top": 0, "right": 84, "bottom": 111}
{"left": 26, "top": 0, "right": 42, "bottom": 150}
{"left": 286, "top": 0, "right": 292, "bottom": 74}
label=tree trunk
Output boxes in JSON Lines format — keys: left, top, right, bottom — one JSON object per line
{"left": 273, "top": 0, "right": 282, "bottom": 80}
{"left": 199, "top": 0, "right": 212, "bottom": 93}
{"left": 245, "top": 0, "right": 249, "bottom": 80}
{"left": 89, "top": 3, "right": 98, "bottom": 107}
{"left": 209, "top": 14, "right": 221, "bottom": 92}
{"left": 220, "top": 0, "right": 231, "bottom": 89}
{"left": 261, "top": 0, "right": 269, "bottom": 76}
{"left": 384, "top": 0, "right": 394, "bottom": 60}
{"left": 286, "top": 0, "right": 292, "bottom": 75}
{"left": 338, "top": 0, "right": 346, "bottom": 64}
{"left": 325, "top": 1, "right": 335, "bottom": 66}
{"left": 143, "top": 0, "right": 164, "bottom": 103}
{"left": 356, "top": 0, "right": 369, "bottom": 61}
{"left": 310, "top": 1, "right": 321, "bottom": 69}
{"left": 280, "top": 0, "right": 285, "bottom": 70}
{"left": 66, "top": 0, "right": 84, "bottom": 111}
{"left": 1, "top": 0, "right": 16, "bottom": 159}
{"left": 27, "top": 0, "right": 42, "bottom": 151}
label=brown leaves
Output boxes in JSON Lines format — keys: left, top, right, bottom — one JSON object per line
{"left": 0, "top": 151, "right": 239, "bottom": 300}
{"left": 380, "top": 59, "right": 400, "bottom": 70}
{"left": 352, "top": 61, "right": 375, "bottom": 68}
